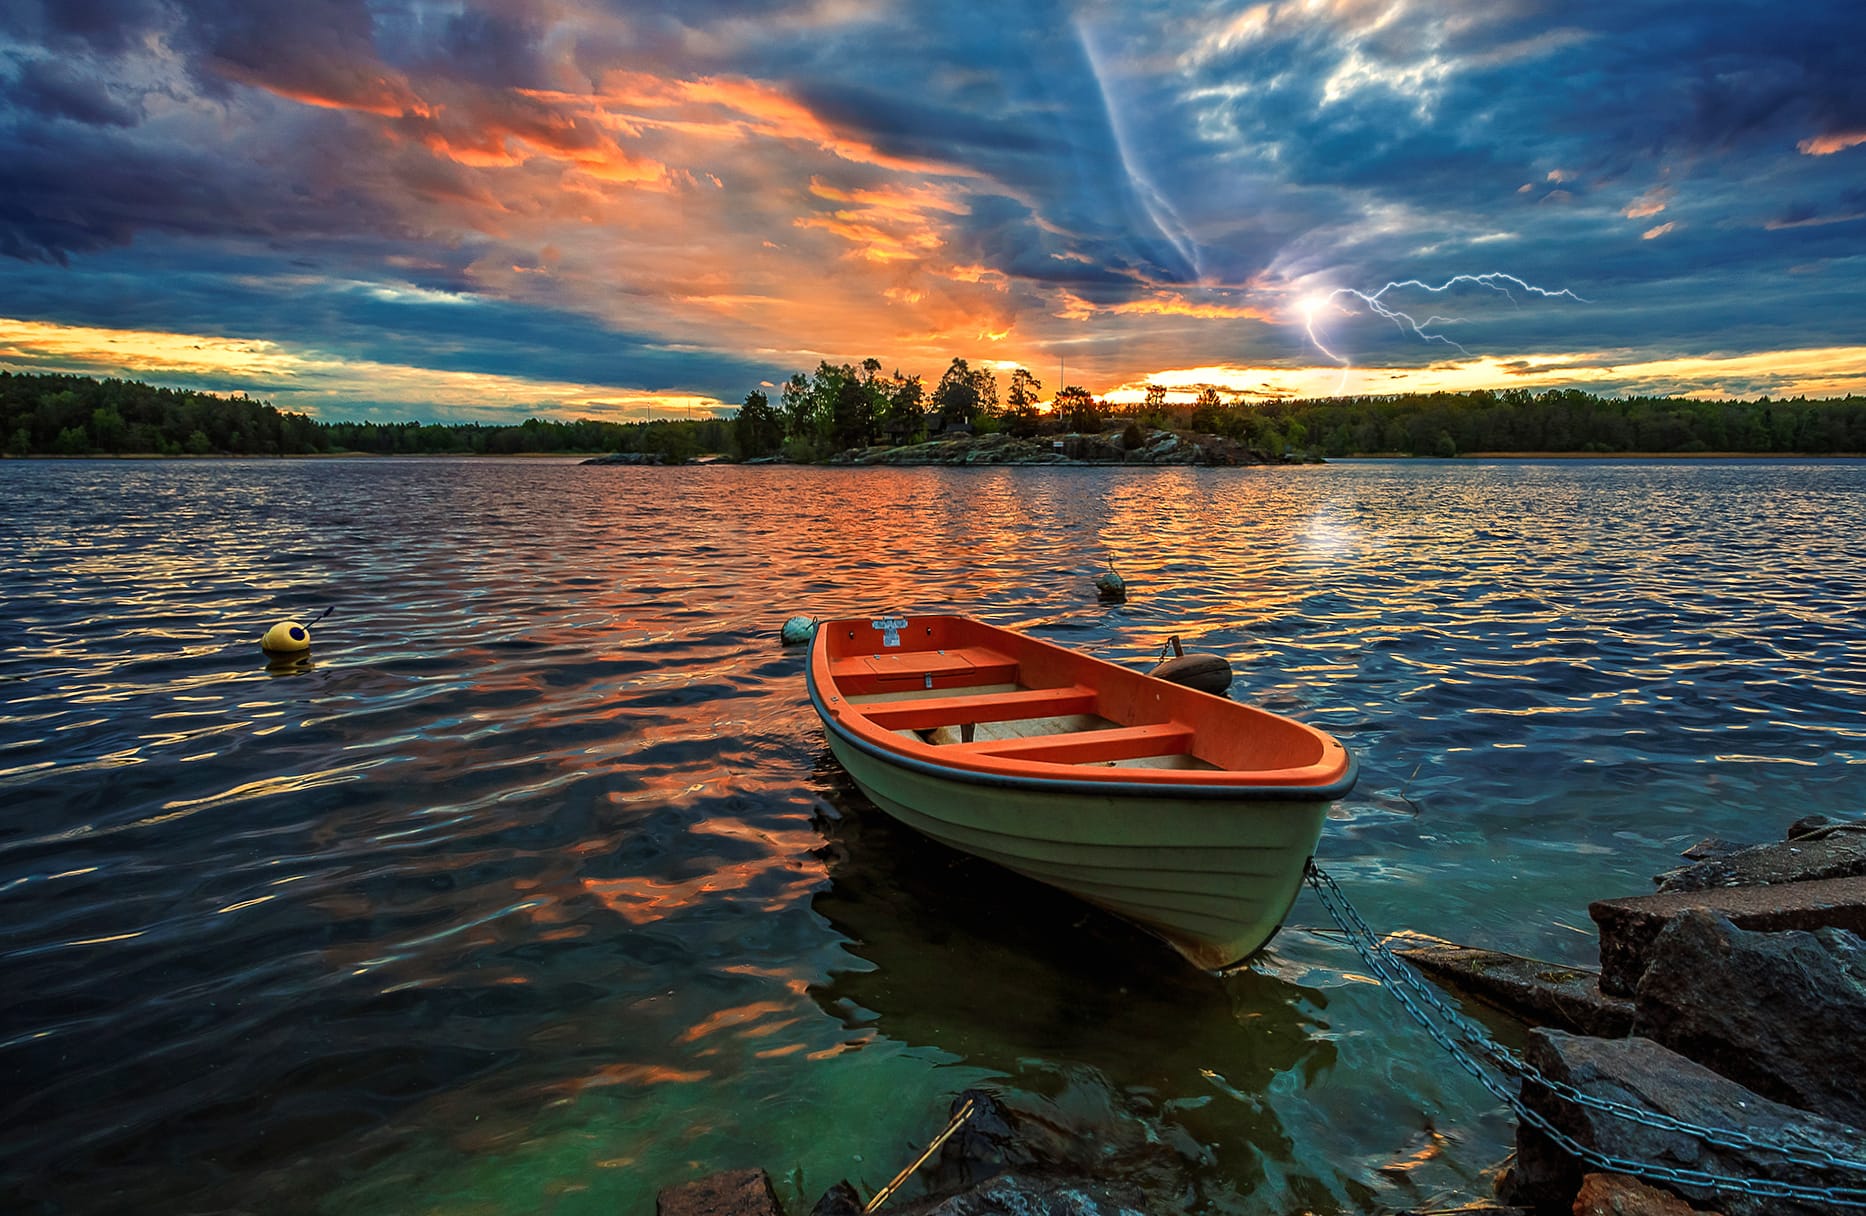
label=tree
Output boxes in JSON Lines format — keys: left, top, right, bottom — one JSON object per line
{"left": 1191, "top": 387, "right": 1223, "bottom": 432}
{"left": 1005, "top": 367, "right": 1043, "bottom": 437}
{"left": 1054, "top": 385, "right": 1100, "bottom": 433}
{"left": 1140, "top": 384, "right": 1168, "bottom": 428}
{"left": 734, "top": 389, "right": 783, "bottom": 458}
{"left": 881, "top": 373, "right": 925, "bottom": 443}
{"left": 826, "top": 366, "right": 878, "bottom": 450}
{"left": 933, "top": 358, "right": 980, "bottom": 430}
{"left": 779, "top": 371, "right": 825, "bottom": 446}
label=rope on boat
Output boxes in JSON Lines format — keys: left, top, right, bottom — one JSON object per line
{"left": 862, "top": 1098, "right": 977, "bottom": 1213}
{"left": 1302, "top": 860, "right": 1866, "bottom": 1207}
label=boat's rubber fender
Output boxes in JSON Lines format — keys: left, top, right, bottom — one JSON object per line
{"left": 1148, "top": 653, "right": 1232, "bottom": 696}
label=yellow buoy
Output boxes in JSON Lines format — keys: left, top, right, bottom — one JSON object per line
{"left": 261, "top": 620, "right": 312, "bottom": 655}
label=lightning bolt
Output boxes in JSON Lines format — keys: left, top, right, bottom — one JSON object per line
{"left": 1302, "top": 273, "right": 1589, "bottom": 395}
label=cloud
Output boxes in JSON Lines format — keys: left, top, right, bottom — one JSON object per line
{"left": 0, "top": 315, "right": 734, "bottom": 422}
{"left": 6, "top": 57, "right": 142, "bottom": 127}
{"left": 1799, "top": 130, "right": 1866, "bottom": 156}
{"left": 1, "top": 0, "right": 1864, "bottom": 418}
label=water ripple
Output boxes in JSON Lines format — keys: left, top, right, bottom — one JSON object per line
{"left": 0, "top": 457, "right": 1862, "bottom": 1215}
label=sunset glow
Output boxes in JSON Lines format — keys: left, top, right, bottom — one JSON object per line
{"left": 1, "top": 2, "right": 1861, "bottom": 419}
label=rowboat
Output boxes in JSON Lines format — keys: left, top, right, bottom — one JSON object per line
{"left": 806, "top": 615, "right": 1357, "bottom": 969}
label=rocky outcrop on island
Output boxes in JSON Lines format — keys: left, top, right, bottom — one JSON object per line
{"left": 583, "top": 426, "right": 1319, "bottom": 467}
{"left": 827, "top": 427, "right": 1299, "bottom": 467}
{"left": 579, "top": 450, "right": 669, "bottom": 465}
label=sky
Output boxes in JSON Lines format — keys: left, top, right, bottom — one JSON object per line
{"left": 1, "top": 0, "right": 1863, "bottom": 423}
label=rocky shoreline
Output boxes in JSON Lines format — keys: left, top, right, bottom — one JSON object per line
{"left": 584, "top": 427, "right": 1317, "bottom": 467}
{"left": 657, "top": 815, "right": 1866, "bottom": 1216}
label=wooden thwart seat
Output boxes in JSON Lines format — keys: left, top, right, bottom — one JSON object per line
{"left": 945, "top": 722, "right": 1195, "bottom": 765}
{"left": 828, "top": 646, "right": 1020, "bottom": 697}
{"left": 857, "top": 685, "right": 1099, "bottom": 731}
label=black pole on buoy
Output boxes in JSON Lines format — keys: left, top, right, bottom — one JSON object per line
{"left": 1094, "top": 558, "right": 1126, "bottom": 602}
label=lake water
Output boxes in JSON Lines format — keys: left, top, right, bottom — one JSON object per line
{"left": 2, "top": 457, "right": 1861, "bottom": 1215}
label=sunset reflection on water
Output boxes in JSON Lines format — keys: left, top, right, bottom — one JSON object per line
{"left": 1, "top": 457, "right": 1862, "bottom": 1215}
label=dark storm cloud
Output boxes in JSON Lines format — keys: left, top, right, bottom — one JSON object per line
{"left": 0, "top": 0, "right": 169, "bottom": 55}
{"left": 0, "top": 112, "right": 417, "bottom": 263}
{"left": 6, "top": 58, "right": 141, "bottom": 127}
{"left": 1, "top": 0, "right": 1863, "bottom": 406}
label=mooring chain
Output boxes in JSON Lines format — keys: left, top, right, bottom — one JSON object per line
{"left": 1302, "top": 862, "right": 1866, "bottom": 1207}
{"left": 1307, "top": 864, "right": 1866, "bottom": 1172}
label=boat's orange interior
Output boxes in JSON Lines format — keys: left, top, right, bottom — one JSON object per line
{"left": 813, "top": 615, "right": 1349, "bottom": 786}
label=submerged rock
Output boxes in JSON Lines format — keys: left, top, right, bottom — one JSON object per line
{"left": 1393, "top": 943, "right": 1634, "bottom": 1037}
{"left": 658, "top": 1168, "right": 783, "bottom": 1216}
{"left": 808, "top": 1073, "right": 1207, "bottom": 1216}
{"left": 1633, "top": 910, "right": 1866, "bottom": 1129}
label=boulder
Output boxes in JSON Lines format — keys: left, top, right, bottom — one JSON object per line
{"left": 1588, "top": 877, "right": 1866, "bottom": 996}
{"left": 920, "top": 1172, "right": 1150, "bottom": 1216}
{"left": 1573, "top": 1171, "right": 1723, "bottom": 1215}
{"left": 1499, "top": 1031, "right": 1866, "bottom": 1216}
{"left": 659, "top": 1169, "right": 783, "bottom": 1216}
{"left": 809, "top": 1181, "right": 864, "bottom": 1216}
{"left": 1393, "top": 943, "right": 1634, "bottom": 1037}
{"left": 1678, "top": 837, "right": 1746, "bottom": 863}
{"left": 809, "top": 1080, "right": 1204, "bottom": 1216}
{"left": 1632, "top": 911, "right": 1866, "bottom": 1128}
{"left": 1655, "top": 832, "right": 1866, "bottom": 894}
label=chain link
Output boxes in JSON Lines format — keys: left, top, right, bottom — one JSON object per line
{"left": 1302, "top": 861, "right": 1866, "bottom": 1208}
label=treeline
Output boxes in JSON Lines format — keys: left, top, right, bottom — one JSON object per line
{"left": 0, "top": 372, "right": 732, "bottom": 459}
{"left": 734, "top": 360, "right": 1866, "bottom": 459}
{"left": 6, "top": 368, "right": 1866, "bottom": 461}
{"left": 1244, "top": 388, "right": 1866, "bottom": 457}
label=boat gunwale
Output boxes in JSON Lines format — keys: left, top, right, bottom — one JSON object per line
{"left": 806, "top": 627, "right": 1359, "bottom": 802}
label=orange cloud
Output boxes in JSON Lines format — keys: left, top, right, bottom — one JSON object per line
{"left": 0, "top": 317, "right": 729, "bottom": 422}
{"left": 1797, "top": 131, "right": 1866, "bottom": 156}
{"left": 213, "top": 58, "right": 430, "bottom": 119}
{"left": 1641, "top": 221, "right": 1675, "bottom": 240}
{"left": 534, "top": 73, "right": 977, "bottom": 177}
{"left": 1054, "top": 291, "right": 1277, "bottom": 323}
{"left": 1624, "top": 187, "right": 1670, "bottom": 218}
{"left": 1110, "top": 346, "right": 1866, "bottom": 403}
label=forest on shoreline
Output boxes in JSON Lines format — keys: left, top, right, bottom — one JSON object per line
{"left": 4, "top": 365, "right": 1865, "bottom": 462}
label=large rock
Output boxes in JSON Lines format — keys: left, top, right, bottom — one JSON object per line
{"left": 1499, "top": 1030, "right": 1866, "bottom": 1216}
{"left": 1589, "top": 877, "right": 1866, "bottom": 996}
{"left": 1633, "top": 911, "right": 1866, "bottom": 1128}
{"left": 659, "top": 1169, "right": 782, "bottom": 1216}
{"left": 919, "top": 1172, "right": 1151, "bottom": 1216}
{"left": 1573, "top": 1171, "right": 1723, "bottom": 1215}
{"left": 1393, "top": 943, "right": 1634, "bottom": 1037}
{"left": 809, "top": 1081, "right": 1205, "bottom": 1216}
{"left": 1655, "top": 830, "right": 1866, "bottom": 894}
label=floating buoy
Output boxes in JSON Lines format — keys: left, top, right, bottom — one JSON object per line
{"left": 261, "top": 620, "right": 312, "bottom": 655}
{"left": 1148, "top": 653, "right": 1233, "bottom": 696}
{"left": 1094, "top": 559, "right": 1126, "bottom": 603}
{"left": 780, "top": 616, "right": 818, "bottom": 646}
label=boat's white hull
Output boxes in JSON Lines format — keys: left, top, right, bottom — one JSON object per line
{"left": 824, "top": 730, "right": 1327, "bottom": 970}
